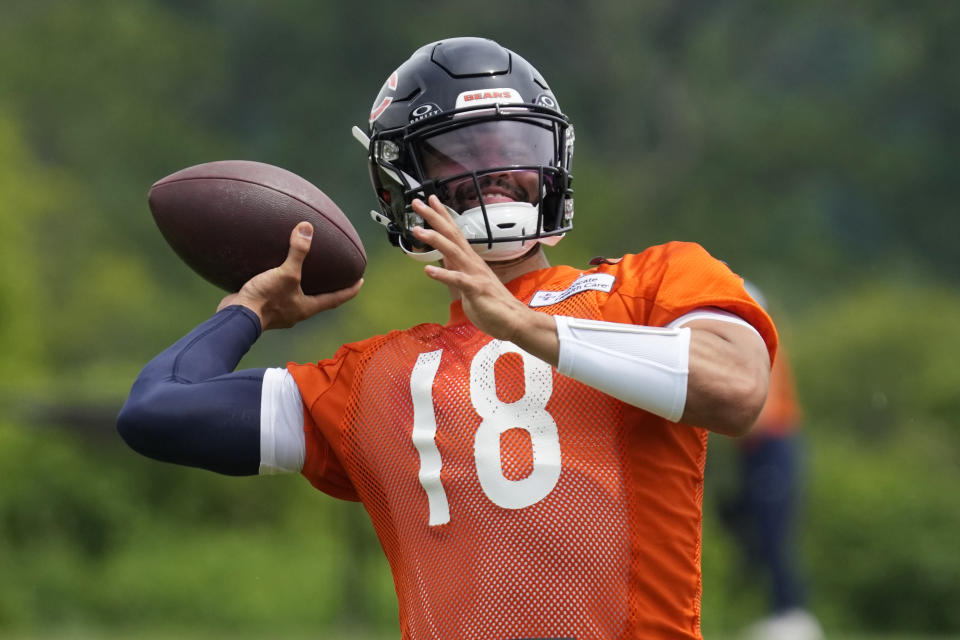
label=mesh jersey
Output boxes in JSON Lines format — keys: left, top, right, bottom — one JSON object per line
{"left": 288, "top": 241, "right": 777, "bottom": 640}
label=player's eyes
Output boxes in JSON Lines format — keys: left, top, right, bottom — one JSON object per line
{"left": 499, "top": 145, "right": 531, "bottom": 163}
{"left": 419, "top": 122, "right": 553, "bottom": 175}
{"left": 420, "top": 149, "right": 468, "bottom": 179}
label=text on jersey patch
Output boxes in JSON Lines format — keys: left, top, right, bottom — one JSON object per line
{"left": 529, "top": 273, "right": 615, "bottom": 308}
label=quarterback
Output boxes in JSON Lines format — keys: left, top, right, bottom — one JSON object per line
{"left": 119, "top": 37, "right": 777, "bottom": 639}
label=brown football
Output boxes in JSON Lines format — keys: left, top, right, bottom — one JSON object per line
{"left": 148, "top": 160, "right": 365, "bottom": 295}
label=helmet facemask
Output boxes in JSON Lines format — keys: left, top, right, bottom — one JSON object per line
{"left": 371, "top": 106, "right": 574, "bottom": 262}
{"left": 359, "top": 38, "right": 575, "bottom": 261}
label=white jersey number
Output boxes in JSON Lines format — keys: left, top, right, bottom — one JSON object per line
{"left": 410, "top": 341, "right": 561, "bottom": 526}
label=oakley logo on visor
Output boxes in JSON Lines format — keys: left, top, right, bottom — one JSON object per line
{"left": 455, "top": 88, "right": 523, "bottom": 109}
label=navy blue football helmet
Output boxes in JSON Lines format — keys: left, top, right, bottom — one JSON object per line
{"left": 354, "top": 37, "right": 575, "bottom": 261}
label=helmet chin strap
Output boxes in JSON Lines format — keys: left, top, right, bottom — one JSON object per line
{"left": 395, "top": 201, "right": 559, "bottom": 263}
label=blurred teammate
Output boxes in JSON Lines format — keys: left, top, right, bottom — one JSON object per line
{"left": 118, "top": 37, "right": 777, "bottom": 639}
{"left": 721, "top": 283, "right": 823, "bottom": 640}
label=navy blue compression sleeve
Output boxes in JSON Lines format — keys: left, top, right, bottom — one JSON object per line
{"left": 117, "top": 305, "right": 267, "bottom": 476}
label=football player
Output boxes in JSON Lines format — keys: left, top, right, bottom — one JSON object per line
{"left": 721, "top": 283, "right": 823, "bottom": 640}
{"left": 118, "top": 37, "right": 777, "bottom": 639}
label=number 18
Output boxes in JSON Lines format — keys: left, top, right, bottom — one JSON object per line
{"left": 410, "top": 340, "right": 562, "bottom": 526}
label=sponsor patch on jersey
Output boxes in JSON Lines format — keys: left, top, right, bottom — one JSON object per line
{"left": 455, "top": 87, "right": 523, "bottom": 109}
{"left": 529, "top": 273, "right": 615, "bottom": 308}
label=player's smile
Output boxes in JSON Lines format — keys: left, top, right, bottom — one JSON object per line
{"left": 453, "top": 174, "right": 531, "bottom": 211}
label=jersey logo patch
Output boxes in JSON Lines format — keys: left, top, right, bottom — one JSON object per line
{"left": 529, "top": 273, "right": 615, "bottom": 308}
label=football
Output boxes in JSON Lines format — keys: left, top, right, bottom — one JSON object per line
{"left": 148, "top": 160, "right": 366, "bottom": 295}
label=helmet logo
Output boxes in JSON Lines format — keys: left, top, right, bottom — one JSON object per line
{"left": 369, "top": 97, "right": 393, "bottom": 123}
{"left": 455, "top": 88, "right": 523, "bottom": 109}
{"left": 536, "top": 94, "right": 557, "bottom": 109}
{"left": 369, "top": 70, "right": 400, "bottom": 123}
{"left": 409, "top": 103, "right": 440, "bottom": 123}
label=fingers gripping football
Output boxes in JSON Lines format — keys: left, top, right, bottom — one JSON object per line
{"left": 149, "top": 160, "right": 365, "bottom": 295}
{"left": 218, "top": 222, "right": 363, "bottom": 331}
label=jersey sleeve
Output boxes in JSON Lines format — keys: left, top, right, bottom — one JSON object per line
{"left": 287, "top": 338, "right": 383, "bottom": 502}
{"left": 599, "top": 242, "right": 778, "bottom": 362}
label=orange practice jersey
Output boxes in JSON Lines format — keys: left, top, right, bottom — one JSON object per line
{"left": 288, "top": 242, "right": 777, "bottom": 640}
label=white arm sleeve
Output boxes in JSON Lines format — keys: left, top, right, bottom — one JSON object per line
{"left": 554, "top": 309, "right": 762, "bottom": 422}
{"left": 667, "top": 307, "right": 762, "bottom": 335}
{"left": 259, "top": 367, "right": 307, "bottom": 475}
{"left": 555, "top": 316, "right": 691, "bottom": 422}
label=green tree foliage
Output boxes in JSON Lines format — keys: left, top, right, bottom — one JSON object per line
{"left": 0, "top": 1, "right": 958, "bottom": 637}
{"left": 0, "top": 114, "right": 51, "bottom": 389}
{"left": 0, "top": 420, "right": 396, "bottom": 634}
{"left": 792, "top": 283, "right": 960, "bottom": 633}
{"left": 704, "top": 283, "right": 960, "bottom": 635}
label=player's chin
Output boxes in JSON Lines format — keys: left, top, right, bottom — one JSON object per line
{"left": 484, "top": 243, "right": 542, "bottom": 265}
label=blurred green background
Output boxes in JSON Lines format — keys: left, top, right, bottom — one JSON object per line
{"left": 1, "top": 1, "right": 958, "bottom": 638}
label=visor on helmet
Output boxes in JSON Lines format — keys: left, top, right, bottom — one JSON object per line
{"left": 416, "top": 120, "right": 555, "bottom": 180}
{"left": 413, "top": 119, "right": 557, "bottom": 217}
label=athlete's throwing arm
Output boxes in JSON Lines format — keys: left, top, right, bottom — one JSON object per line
{"left": 119, "top": 202, "right": 772, "bottom": 474}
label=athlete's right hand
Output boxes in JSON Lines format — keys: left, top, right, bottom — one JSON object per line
{"left": 217, "top": 221, "right": 363, "bottom": 331}
{"left": 410, "top": 196, "right": 560, "bottom": 366}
